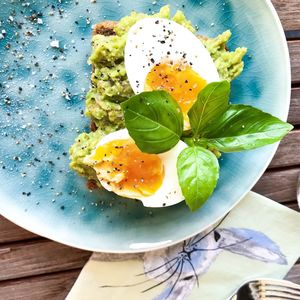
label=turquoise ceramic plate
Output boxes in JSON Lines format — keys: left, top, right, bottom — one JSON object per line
{"left": 0, "top": 0, "right": 290, "bottom": 252}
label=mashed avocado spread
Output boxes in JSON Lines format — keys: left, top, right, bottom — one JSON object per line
{"left": 69, "top": 6, "right": 247, "bottom": 180}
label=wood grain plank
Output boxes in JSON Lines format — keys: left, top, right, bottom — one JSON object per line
{"left": 289, "top": 40, "right": 300, "bottom": 84}
{"left": 253, "top": 167, "right": 300, "bottom": 202}
{"left": 269, "top": 130, "right": 300, "bottom": 168}
{"left": 285, "top": 201, "right": 300, "bottom": 212}
{"left": 272, "top": 0, "right": 300, "bottom": 31}
{"left": 0, "top": 240, "right": 90, "bottom": 281}
{"left": 285, "top": 264, "right": 300, "bottom": 285}
{"left": 0, "top": 215, "right": 37, "bottom": 244}
{"left": 0, "top": 270, "right": 80, "bottom": 300}
{"left": 288, "top": 88, "right": 300, "bottom": 125}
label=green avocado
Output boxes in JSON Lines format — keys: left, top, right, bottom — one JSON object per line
{"left": 69, "top": 129, "right": 106, "bottom": 181}
{"left": 69, "top": 5, "right": 247, "bottom": 179}
{"left": 200, "top": 30, "right": 247, "bottom": 81}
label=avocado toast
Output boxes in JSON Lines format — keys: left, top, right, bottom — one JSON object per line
{"left": 69, "top": 6, "right": 247, "bottom": 186}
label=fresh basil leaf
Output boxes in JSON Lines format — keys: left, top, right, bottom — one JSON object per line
{"left": 121, "top": 91, "right": 183, "bottom": 154}
{"left": 197, "top": 104, "right": 293, "bottom": 152}
{"left": 177, "top": 146, "right": 219, "bottom": 211}
{"left": 188, "top": 81, "right": 230, "bottom": 137}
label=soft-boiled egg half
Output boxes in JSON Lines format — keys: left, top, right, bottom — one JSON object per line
{"left": 125, "top": 18, "right": 220, "bottom": 129}
{"left": 84, "top": 129, "right": 187, "bottom": 207}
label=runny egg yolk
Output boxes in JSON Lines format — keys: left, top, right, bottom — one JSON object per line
{"left": 144, "top": 62, "right": 207, "bottom": 126}
{"left": 92, "top": 139, "right": 164, "bottom": 198}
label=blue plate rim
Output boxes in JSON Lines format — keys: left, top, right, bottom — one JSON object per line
{"left": 0, "top": 0, "right": 291, "bottom": 253}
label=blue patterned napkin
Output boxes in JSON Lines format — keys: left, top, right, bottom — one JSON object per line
{"left": 67, "top": 192, "right": 300, "bottom": 300}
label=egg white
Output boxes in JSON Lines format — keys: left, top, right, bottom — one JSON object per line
{"left": 85, "top": 129, "right": 187, "bottom": 207}
{"left": 124, "top": 17, "right": 220, "bottom": 94}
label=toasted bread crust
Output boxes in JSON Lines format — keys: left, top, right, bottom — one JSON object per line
{"left": 90, "top": 120, "right": 97, "bottom": 132}
{"left": 93, "top": 21, "right": 117, "bottom": 36}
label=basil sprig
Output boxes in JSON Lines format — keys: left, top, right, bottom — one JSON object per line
{"left": 121, "top": 82, "right": 293, "bottom": 211}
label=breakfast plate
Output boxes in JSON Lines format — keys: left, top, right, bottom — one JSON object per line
{"left": 0, "top": 0, "right": 290, "bottom": 252}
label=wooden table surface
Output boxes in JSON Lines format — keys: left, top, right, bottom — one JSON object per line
{"left": 1, "top": 1, "right": 300, "bottom": 299}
